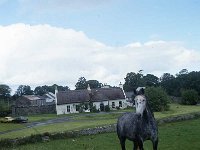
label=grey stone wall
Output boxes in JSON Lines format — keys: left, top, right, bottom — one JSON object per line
{"left": 12, "top": 105, "right": 56, "bottom": 116}
{"left": 156, "top": 112, "right": 200, "bottom": 125}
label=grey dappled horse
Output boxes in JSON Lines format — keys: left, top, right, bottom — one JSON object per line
{"left": 117, "top": 88, "right": 158, "bottom": 150}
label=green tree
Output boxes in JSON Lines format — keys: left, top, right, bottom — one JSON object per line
{"left": 57, "top": 85, "right": 69, "bottom": 91}
{"left": 34, "top": 84, "right": 70, "bottom": 95}
{"left": 160, "top": 73, "right": 178, "bottom": 96}
{"left": 160, "top": 73, "right": 174, "bottom": 82}
{"left": 143, "top": 74, "right": 159, "bottom": 87}
{"left": 178, "top": 71, "right": 200, "bottom": 95}
{"left": 0, "top": 100, "right": 11, "bottom": 117}
{"left": 145, "top": 87, "right": 170, "bottom": 112}
{"left": 75, "top": 77, "right": 87, "bottom": 90}
{"left": 167, "top": 71, "right": 200, "bottom": 96}
{"left": 123, "top": 72, "right": 145, "bottom": 92}
{"left": 15, "top": 85, "right": 33, "bottom": 96}
{"left": 34, "top": 86, "right": 47, "bottom": 95}
{"left": 181, "top": 89, "right": 199, "bottom": 105}
{"left": 86, "top": 80, "right": 102, "bottom": 89}
{"left": 0, "top": 85, "right": 11, "bottom": 115}
{"left": 0, "top": 84, "right": 11, "bottom": 99}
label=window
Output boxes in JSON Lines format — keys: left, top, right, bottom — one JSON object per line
{"left": 119, "top": 101, "right": 122, "bottom": 107}
{"left": 67, "top": 105, "right": 70, "bottom": 112}
{"left": 76, "top": 105, "right": 79, "bottom": 111}
{"left": 112, "top": 102, "right": 115, "bottom": 108}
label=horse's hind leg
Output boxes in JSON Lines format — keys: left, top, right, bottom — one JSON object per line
{"left": 119, "top": 137, "right": 126, "bottom": 150}
{"left": 152, "top": 138, "right": 158, "bottom": 150}
{"left": 133, "top": 141, "right": 139, "bottom": 150}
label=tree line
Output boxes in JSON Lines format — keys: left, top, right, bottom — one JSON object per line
{"left": 123, "top": 69, "right": 200, "bottom": 96}
{"left": 1, "top": 69, "right": 200, "bottom": 102}
{"left": 0, "top": 69, "right": 200, "bottom": 115}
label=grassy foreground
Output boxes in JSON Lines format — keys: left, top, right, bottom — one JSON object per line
{"left": 5, "top": 118, "right": 200, "bottom": 150}
{"left": 1, "top": 103, "right": 200, "bottom": 139}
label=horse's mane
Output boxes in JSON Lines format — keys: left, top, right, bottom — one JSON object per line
{"left": 144, "top": 95, "right": 154, "bottom": 118}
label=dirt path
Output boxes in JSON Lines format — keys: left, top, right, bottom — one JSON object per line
{"left": 0, "top": 112, "right": 124, "bottom": 135}
{"left": 0, "top": 116, "right": 73, "bottom": 135}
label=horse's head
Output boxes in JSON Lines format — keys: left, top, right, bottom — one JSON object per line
{"left": 134, "top": 88, "right": 146, "bottom": 115}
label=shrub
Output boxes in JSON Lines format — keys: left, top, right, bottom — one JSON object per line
{"left": 0, "top": 138, "right": 13, "bottom": 148}
{"left": 145, "top": 87, "right": 170, "bottom": 112}
{"left": 77, "top": 102, "right": 89, "bottom": 113}
{"left": 90, "top": 106, "right": 99, "bottom": 113}
{"left": 104, "top": 105, "right": 110, "bottom": 112}
{"left": 116, "top": 106, "right": 120, "bottom": 110}
{"left": 126, "top": 105, "right": 134, "bottom": 109}
{"left": 0, "top": 100, "right": 11, "bottom": 117}
{"left": 181, "top": 89, "right": 199, "bottom": 105}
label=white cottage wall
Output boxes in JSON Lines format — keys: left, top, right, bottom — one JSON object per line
{"left": 93, "top": 101, "right": 109, "bottom": 110}
{"left": 109, "top": 99, "right": 127, "bottom": 109}
{"left": 56, "top": 103, "right": 80, "bottom": 115}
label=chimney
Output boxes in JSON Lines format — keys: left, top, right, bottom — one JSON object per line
{"left": 119, "top": 82, "right": 126, "bottom": 99}
{"left": 55, "top": 86, "right": 58, "bottom": 115}
{"left": 55, "top": 86, "right": 58, "bottom": 94}
{"left": 87, "top": 84, "right": 91, "bottom": 94}
{"left": 119, "top": 82, "right": 123, "bottom": 89}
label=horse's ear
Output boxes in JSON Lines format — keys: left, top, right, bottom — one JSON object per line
{"left": 133, "top": 89, "right": 137, "bottom": 95}
{"left": 136, "top": 87, "right": 145, "bottom": 95}
{"left": 140, "top": 88, "right": 145, "bottom": 95}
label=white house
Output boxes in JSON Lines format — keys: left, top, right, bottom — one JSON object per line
{"left": 55, "top": 85, "right": 128, "bottom": 115}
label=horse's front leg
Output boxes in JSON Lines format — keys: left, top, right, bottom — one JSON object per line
{"left": 119, "top": 137, "right": 126, "bottom": 150}
{"left": 133, "top": 141, "right": 139, "bottom": 150}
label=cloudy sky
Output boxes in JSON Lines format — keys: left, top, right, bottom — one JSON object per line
{"left": 0, "top": 0, "right": 200, "bottom": 92}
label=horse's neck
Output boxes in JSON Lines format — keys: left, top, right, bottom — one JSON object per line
{"left": 142, "top": 106, "right": 155, "bottom": 123}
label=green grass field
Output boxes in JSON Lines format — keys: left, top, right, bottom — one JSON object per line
{"left": 6, "top": 118, "right": 200, "bottom": 150}
{"left": 1, "top": 103, "right": 200, "bottom": 139}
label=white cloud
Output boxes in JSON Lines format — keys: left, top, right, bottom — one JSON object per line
{"left": 0, "top": 23, "right": 200, "bottom": 90}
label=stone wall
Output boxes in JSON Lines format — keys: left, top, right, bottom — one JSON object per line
{"left": 156, "top": 112, "right": 200, "bottom": 125}
{"left": 12, "top": 105, "right": 56, "bottom": 116}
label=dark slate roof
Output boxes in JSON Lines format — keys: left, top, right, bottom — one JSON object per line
{"left": 57, "top": 90, "right": 90, "bottom": 105}
{"left": 91, "top": 88, "right": 125, "bottom": 102}
{"left": 56, "top": 88, "right": 125, "bottom": 105}
{"left": 15, "top": 95, "right": 45, "bottom": 106}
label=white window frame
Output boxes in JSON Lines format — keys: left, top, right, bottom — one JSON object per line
{"left": 119, "top": 101, "right": 122, "bottom": 107}
{"left": 112, "top": 102, "right": 115, "bottom": 108}
{"left": 67, "top": 105, "right": 70, "bottom": 112}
